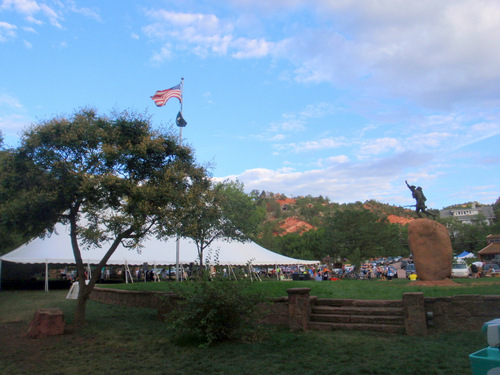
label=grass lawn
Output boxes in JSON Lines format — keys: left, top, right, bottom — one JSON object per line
{"left": 105, "top": 276, "right": 500, "bottom": 300}
{"left": 0, "top": 278, "right": 497, "bottom": 375}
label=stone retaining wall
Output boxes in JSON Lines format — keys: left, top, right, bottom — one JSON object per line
{"left": 90, "top": 287, "right": 500, "bottom": 335}
{"left": 425, "top": 294, "right": 500, "bottom": 332}
{"left": 258, "top": 297, "right": 289, "bottom": 327}
{"left": 91, "top": 287, "right": 165, "bottom": 309}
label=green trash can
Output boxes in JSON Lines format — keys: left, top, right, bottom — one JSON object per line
{"left": 470, "top": 319, "right": 500, "bottom": 375}
{"left": 470, "top": 347, "right": 500, "bottom": 375}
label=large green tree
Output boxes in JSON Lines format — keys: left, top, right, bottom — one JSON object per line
{"left": 171, "top": 180, "right": 264, "bottom": 268}
{"left": 273, "top": 228, "right": 325, "bottom": 260}
{"left": 0, "top": 108, "right": 206, "bottom": 326}
{"left": 323, "top": 207, "right": 400, "bottom": 269}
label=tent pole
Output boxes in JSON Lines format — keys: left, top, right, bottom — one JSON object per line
{"left": 175, "top": 235, "right": 180, "bottom": 281}
{"left": 255, "top": 267, "right": 262, "bottom": 282}
{"left": 229, "top": 264, "right": 237, "bottom": 280}
{"left": 45, "top": 261, "right": 49, "bottom": 292}
{"left": 126, "top": 262, "right": 134, "bottom": 283}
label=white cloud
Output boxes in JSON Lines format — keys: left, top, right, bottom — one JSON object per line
{"left": 22, "top": 26, "right": 36, "bottom": 33}
{"left": 24, "top": 15, "right": 42, "bottom": 25}
{"left": 221, "top": 150, "right": 434, "bottom": 204}
{"left": 143, "top": 10, "right": 230, "bottom": 40}
{"left": 65, "top": 1, "right": 100, "bottom": 22}
{"left": 0, "top": 93, "right": 23, "bottom": 109}
{"left": 1, "top": 0, "right": 40, "bottom": 15}
{"left": 299, "top": 102, "right": 336, "bottom": 118}
{"left": 231, "top": 37, "right": 273, "bottom": 58}
{"left": 1, "top": 0, "right": 99, "bottom": 38}
{"left": 143, "top": 9, "right": 278, "bottom": 61}
{"left": 1, "top": 0, "right": 62, "bottom": 27}
{"left": 180, "top": 0, "right": 500, "bottom": 109}
{"left": 271, "top": 118, "right": 306, "bottom": 133}
{"left": 471, "top": 122, "right": 500, "bottom": 135}
{"left": 318, "top": 155, "right": 350, "bottom": 166}
{"left": 253, "top": 133, "right": 286, "bottom": 143}
{"left": 270, "top": 102, "right": 336, "bottom": 133}
{"left": 150, "top": 44, "right": 173, "bottom": 64}
{"left": 409, "top": 115, "right": 500, "bottom": 151}
{"left": 39, "top": 3, "right": 62, "bottom": 28}
{"left": 327, "top": 1, "right": 500, "bottom": 107}
{"left": 249, "top": 102, "right": 339, "bottom": 149}
{"left": 0, "top": 21, "right": 17, "bottom": 41}
{"left": 151, "top": 10, "right": 223, "bottom": 32}
{"left": 276, "top": 137, "right": 347, "bottom": 153}
{"left": 406, "top": 132, "right": 453, "bottom": 149}
{"left": 359, "top": 137, "right": 403, "bottom": 157}
{"left": 0, "top": 113, "right": 26, "bottom": 130}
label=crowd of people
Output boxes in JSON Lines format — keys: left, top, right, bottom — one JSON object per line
{"left": 469, "top": 262, "right": 498, "bottom": 278}
{"left": 303, "top": 262, "right": 400, "bottom": 281}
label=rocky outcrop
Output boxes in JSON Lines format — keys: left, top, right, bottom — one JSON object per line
{"left": 408, "top": 219, "right": 453, "bottom": 281}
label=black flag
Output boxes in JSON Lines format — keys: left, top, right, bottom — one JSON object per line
{"left": 176, "top": 111, "right": 187, "bottom": 127}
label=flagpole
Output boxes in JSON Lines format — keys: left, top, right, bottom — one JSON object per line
{"left": 152, "top": 79, "right": 185, "bottom": 281}
{"left": 179, "top": 77, "right": 184, "bottom": 146}
{"left": 175, "top": 77, "right": 184, "bottom": 281}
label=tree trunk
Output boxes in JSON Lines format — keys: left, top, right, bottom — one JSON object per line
{"left": 70, "top": 225, "right": 131, "bottom": 329}
{"left": 73, "top": 287, "right": 89, "bottom": 327}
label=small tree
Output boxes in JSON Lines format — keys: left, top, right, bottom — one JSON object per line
{"left": 171, "top": 180, "right": 249, "bottom": 268}
{"left": 215, "top": 179, "right": 266, "bottom": 239}
{"left": 166, "top": 278, "right": 269, "bottom": 346}
{"left": 0, "top": 108, "right": 206, "bottom": 327}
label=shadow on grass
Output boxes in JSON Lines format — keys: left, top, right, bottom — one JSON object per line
{"left": 0, "top": 289, "right": 488, "bottom": 375}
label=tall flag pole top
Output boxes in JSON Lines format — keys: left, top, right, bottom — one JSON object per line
{"left": 150, "top": 78, "right": 187, "bottom": 127}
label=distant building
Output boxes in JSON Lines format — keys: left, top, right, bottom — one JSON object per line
{"left": 439, "top": 203, "right": 495, "bottom": 225}
{"left": 478, "top": 234, "right": 500, "bottom": 265}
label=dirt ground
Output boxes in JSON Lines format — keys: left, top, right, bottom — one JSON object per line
{"left": 0, "top": 321, "right": 39, "bottom": 357}
{"left": 0, "top": 320, "right": 83, "bottom": 371}
{"left": 1, "top": 322, "right": 39, "bottom": 371}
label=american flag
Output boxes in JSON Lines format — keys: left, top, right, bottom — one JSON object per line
{"left": 151, "top": 83, "right": 182, "bottom": 107}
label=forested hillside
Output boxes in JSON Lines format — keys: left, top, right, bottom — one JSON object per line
{"left": 245, "top": 191, "right": 500, "bottom": 265}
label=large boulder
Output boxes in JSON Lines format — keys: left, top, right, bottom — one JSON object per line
{"left": 408, "top": 219, "right": 453, "bottom": 281}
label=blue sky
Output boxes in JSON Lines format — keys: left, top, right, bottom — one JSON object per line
{"left": 1, "top": 0, "right": 499, "bottom": 209}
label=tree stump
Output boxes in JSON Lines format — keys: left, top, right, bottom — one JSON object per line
{"left": 26, "top": 308, "right": 65, "bottom": 338}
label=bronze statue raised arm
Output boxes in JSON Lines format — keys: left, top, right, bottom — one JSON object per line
{"left": 405, "top": 180, "right": 435, "bottom": 219}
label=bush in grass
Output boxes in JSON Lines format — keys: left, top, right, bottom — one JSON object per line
{"left": 165, "top": 278, "right": 270, "bottom": 347}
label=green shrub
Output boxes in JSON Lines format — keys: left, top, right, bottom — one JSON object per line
{"left": 165, "top": 279, "right": 270, "bottom": 347}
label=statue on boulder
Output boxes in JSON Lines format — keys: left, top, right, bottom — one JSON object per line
{"left": 405, "top": 180, "right": 435, "bottom": 218}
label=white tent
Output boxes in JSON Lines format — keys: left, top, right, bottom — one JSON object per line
{"left": 0, "top": 223, "right": 318, "bottom": 267}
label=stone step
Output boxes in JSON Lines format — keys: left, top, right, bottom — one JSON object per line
{"left": 310, "top": 313, "right": 404, "bottom": 325}
{"left": 309, "top": 321, "right": 405, "bottom": 334}
{"left": 311, "top": 305, "right": 404, "bottom": 316}
{"left": 314, "top": 298, "right": 403, "bottom": 308}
